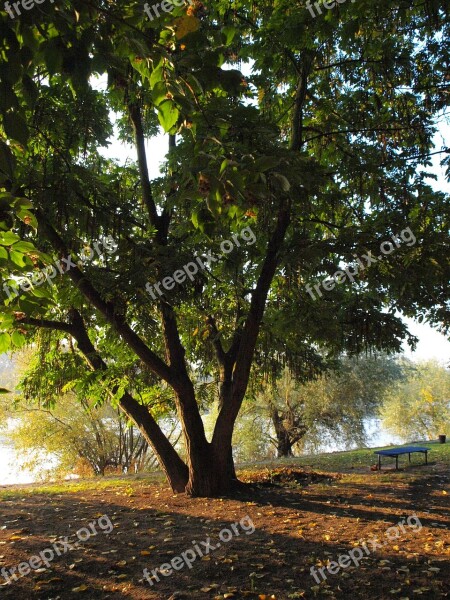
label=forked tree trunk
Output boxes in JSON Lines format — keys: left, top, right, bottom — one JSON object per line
{"left": 183, "top": 379, "right": 239, "bottom": 496}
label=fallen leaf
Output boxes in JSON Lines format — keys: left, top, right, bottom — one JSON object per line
{"left": 72, "top": 584, "right": 88, "bottom": 592}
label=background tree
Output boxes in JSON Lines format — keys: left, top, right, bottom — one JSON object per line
{"left": 234, "top": 355, "right": 406, "bottom": 459}
{"left": 0, "top": 349, "right": 182, "bottom": 479}
{"left": 0, "top": 0, "right": 449, "bottom": 495}
{"left": 381, "top": 360, "right": 450, "bottom": 441}
{"left": 0, "top": 392, "right": 153, "bottom": 479}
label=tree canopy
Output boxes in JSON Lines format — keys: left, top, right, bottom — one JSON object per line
{"left": 0, "top": 0, "right": 449, "bottom": 495}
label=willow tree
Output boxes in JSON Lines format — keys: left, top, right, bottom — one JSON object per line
{"left": 0, "top": 0, "right": 449, "bottom": 495}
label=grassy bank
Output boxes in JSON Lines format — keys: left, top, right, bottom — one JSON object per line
{"left": 288, "top": 439, "right": 450, "bottom": 471}
{"left": 1, "top": 440, "right": 449, "bottom": 500}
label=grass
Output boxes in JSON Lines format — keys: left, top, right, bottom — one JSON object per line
{"left": 1, "top": 440, "right": 449, "bottom": 500}
{"left": 0, "top": 471, "right": 163, "bottom": 500}
{"left": 268, "top": 439, "right": 450, "bottom": 472}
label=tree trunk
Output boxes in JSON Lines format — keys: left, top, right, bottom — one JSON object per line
{"left": 270, "top": 406, "right": 294, "bottom": 458}
{"left": 119, "top": 392, "right": 189, "bottom": 493}
{"left": 185, "top": 441, "right": 236, "bottom": 497}
{"left": 276, "top": 432, "right": 294, "bottom": 458}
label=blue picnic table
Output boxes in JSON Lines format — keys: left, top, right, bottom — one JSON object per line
{"left": 374, "top": 446, "right": 431, "bottom": 470}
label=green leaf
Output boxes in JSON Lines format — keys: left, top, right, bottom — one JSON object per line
{"left": 152, "top": 80, "right": 169, "bottom": 106}
{"left": 0, "top": 313, "right": 14, "bottom": 327}
{"left": 150, "top": 66, "right": 164, "bottom": 89}
{"left": 12, "top": 241, "right": 36, "bottom": 253}
{"left": 12, "top": 197, "right": 33, "bottom": 210}
{"left": 271, "top": 172, "right": 291, "bottom": 192}
{"left": 17, "top": 209, "right": 37, "bottom": 229}
{"left": 0, "top": 332, "right": 11, "bottom": 353}
{"left": 0, "top": 140, "right": 16, "bottom": 179}
{"left": 157, "top": 100, "right": 179, "bottom": 132}
{"left": 9, "top": 249, "right": 26, "bottom": 267}
{"left": 3, "top": 112, "right": 29, "bottom": 146}
{"left": 131, "top": 56, "right": 151, "bottom": 82}
{"left": 11, "top": 330, "right": 25, "bottom": 349}
{"left": 0, "top": 246, "right": 7, "bottom": 260}
{"left": 222, "top": 26, "right": 237, "bottom": 46}
{"left": 254, "top": 156, "right": 281, "bottom": 172}
{"left": 0, "top": 388, "right": 12, "bottom": 394}
{"left": 0, "top": 82, "right": 20, "bottom": 113}
{"left": 0, "top": 231, "right": 20, "bottom": 245}
{"left": 21, "top": 75, "right": 39, "bottom": 109}
{"left": 30, "top": 286, "right": 52, "bottom": 298}
{"left": 220, "top": 159, "right": 239, "bottom": 175}
{"left": 43, "top": 40, "right": 64, "bottom": 75}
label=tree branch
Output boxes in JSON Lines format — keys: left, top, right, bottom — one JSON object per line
{"left": 66, "top": 309, "right": 189, "bottom": 482}
{"left": 34, "top": 209, "right": 175, "bottom": 386}
{"left": 206, "top": 315, "right": 226, "bottom": 366}
{"left": 128, "top": 102, "right": 160, "bottom": 230}
{"left": 212, "top": 202, "right": 291, "bottom": 445}
{"left": 289, "top": 51, "right": 313, "bottom": 151}
{"left": 19, "top": 317, "right": 75, "bottom": 336}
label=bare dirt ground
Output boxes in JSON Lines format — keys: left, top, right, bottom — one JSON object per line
{"left": 0, "top": 462, "right": 449, "bottom": 599}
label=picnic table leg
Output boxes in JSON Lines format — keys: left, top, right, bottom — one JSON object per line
{"left": 396, "top": 455, "right": 398, "bottom": 470}
{"left": 378, "top": 455, "right": 381, "bottom": 470}
{"left": 408, "top": 453, "right": 411, "bottom": 463}
{"left": 425, "top": 451, "right": 428, "bottom": 465}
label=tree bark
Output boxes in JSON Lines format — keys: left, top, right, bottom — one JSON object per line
{"left": 270, "top": 407, "right": 294, "bottom": 458}
{"left": 210, "top": 202, "right": 292, "bottom": 481}
{"left": 185, "top": 441, "right": 237, "bottom": 497}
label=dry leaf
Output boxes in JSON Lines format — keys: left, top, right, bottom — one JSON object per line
{"left": 72, "top": 584, "right": 88, "bottom": 592}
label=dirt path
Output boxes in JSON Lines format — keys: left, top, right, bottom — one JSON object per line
{"left": 0, "top": 463, "right": 449, "bottom": 599}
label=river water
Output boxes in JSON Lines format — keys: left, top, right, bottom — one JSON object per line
{"left": 0, "top": 441, "right": 35, "bottom": 485}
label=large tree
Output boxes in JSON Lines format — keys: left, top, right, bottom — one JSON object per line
{"left": 0, "top": 0, "right": 449, "bottom": 495}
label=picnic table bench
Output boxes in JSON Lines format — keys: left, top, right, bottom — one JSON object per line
{"left": 374, "top": 446, "right": 431, "bottom": 470}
